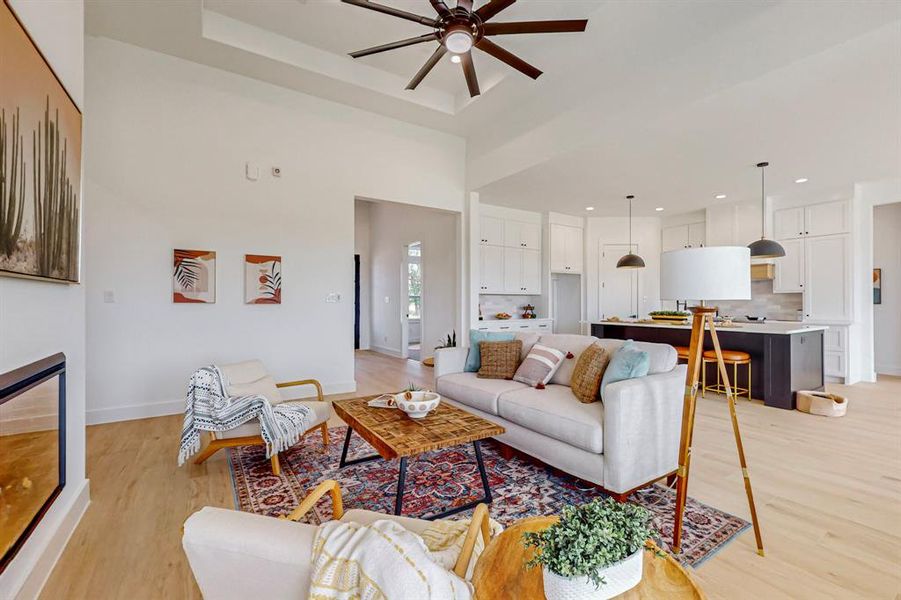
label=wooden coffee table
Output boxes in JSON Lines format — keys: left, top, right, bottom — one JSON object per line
{"left": 472, "top": 516, "right": 706, "bottom": 599}
{"left": 332, "top": 396, "right": 505, "bottom": 519}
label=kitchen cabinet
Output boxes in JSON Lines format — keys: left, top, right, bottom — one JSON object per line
{"left": 550, "top": 224, "right": 583, "bottom": 273}
{"left": 773, "top": 238, "right": 804, "bottom": 293}
{"left": 476, "top": 318, "right": 553, "bottom": 333}
{"left": 503, "top": 248, "right": 541, "bottom": 294}
{"left": 661, "top": 222, "right": 705, "bottom": 251}
{"left": 803, "top": 233, "right": 851, "bottom": 321}
{"left": 823, "top": 326, "right": 848, "bottom": 380}
{"left": 705, "top": 204, "right": 736, "bottom": 247}
{"left": 479, "top": 245, "right": 504, "bottom": 293}
{"left": 479, "top": 216, "right": 504, "bottom": 246}
{"left": 773, "top": 200, "right": 849, "bottom": 240}
{"left": 504, "top": 220, "right": 541, "bottom": 250}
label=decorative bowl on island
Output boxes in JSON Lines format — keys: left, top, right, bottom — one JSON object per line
{"left": 394, "top": 391, "right": 441, "bottom": 419}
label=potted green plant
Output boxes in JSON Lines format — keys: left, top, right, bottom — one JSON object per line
{"left": 435, "top": 330, "right": 457, "bottom": 350}
{"left": 523, "top": 499, "right": 653, "bottom": 599}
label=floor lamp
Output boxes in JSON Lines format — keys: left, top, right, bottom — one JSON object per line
{"left": 660, "top": 247, "right": 765, "bottom": 557}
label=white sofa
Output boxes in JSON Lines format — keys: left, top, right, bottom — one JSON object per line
{"left": 435, "top": 333, "right": 686, "bottom": 497}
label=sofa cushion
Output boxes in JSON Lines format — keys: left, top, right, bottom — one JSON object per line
{"left": 478, "top": 340, "right": 522, "bottom": 380}
{"left": 512, "top": 343, "right": 565, "bottom": 387}
{"left": 537, "top": 334, "right": 601, "bottom": 386}
{"left": 220, "top": 360, "right": 283, "bottom": 405}
{"left": 464, "top": 330, "right": 515, "bottom": 372}
{"left": 437, "top": 372, "right": 528, "bottom": 415}
{"left": 498, "top": 385, "right": 604, "bottom": 454}
{"left": 513, "top": 332, "right": 540, "bottom": 361}
{"left": 594, "top": 340, "right": 677, "bottom": 375}
{"left": 600, "top": 341, "right": 651, "bottom": 399}
{"left": 570, "top": 343, "right": 610, "bottom": 403}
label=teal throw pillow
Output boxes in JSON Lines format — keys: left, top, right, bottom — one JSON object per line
{"left": 600, "top": 340, "right": 651, "bottom": 399}
{"left": 465, "top": 329, "right": 516, "bottom": 372}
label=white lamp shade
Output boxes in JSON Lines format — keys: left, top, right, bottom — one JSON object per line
{"left": 660, "top": 247, "right": 751, "bottom": 301}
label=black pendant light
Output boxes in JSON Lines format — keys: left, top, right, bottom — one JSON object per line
{"left": 748, "top": 162, "right": 786, "bottom": 258}
{"left": 617, "top": 195, "right": 646, "bottom": 269}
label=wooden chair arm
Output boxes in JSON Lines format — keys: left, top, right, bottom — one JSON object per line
{"left": 276, "top": 378, "right": 324, "bottom": 401}
{"left": 283, "top": 479, "right": 344, "bottom": 522}
{"left": 453, "top": 503, "right": 491, "bottom": 579}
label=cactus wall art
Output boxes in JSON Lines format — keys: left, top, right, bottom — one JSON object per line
{"left": 0, "top": 3, "right": 82, "bottom": 283}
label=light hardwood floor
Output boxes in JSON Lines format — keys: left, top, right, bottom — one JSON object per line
{"left": 41, "top": 351, "right": 901, "bottom": 599}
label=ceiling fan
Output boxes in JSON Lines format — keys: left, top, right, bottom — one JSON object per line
{"left": 340, "top": 0, "right": 588, "bottom": 97}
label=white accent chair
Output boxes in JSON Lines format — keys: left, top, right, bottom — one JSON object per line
{"left": 192, "top": 360, "right": 332, "bottom": 475}
{"left": 182, "top": 480, "right": 492, "bottom": 599}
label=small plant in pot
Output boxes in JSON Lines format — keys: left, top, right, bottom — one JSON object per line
{"left": 523, "top": 498, "right": 654, "bottom": 599}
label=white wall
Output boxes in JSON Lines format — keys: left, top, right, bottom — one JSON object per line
{"left": 586, "top": 217, "right": 662, "bottom": 321}
{"left": 354, "top": 200, "right": 371, "bottom": 350}
{"left": 368, "top": 201, "right": 459, "bottom": 360}
{"left": 83, "top": 37, "right": 465, "bottom": 423}
{"left": 874, "top": 202, "right": 901, "bottom": 375}
{"left": 0, "top": 1, "right": 89, "bottom": 597}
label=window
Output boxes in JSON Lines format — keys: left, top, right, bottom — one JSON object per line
{"left": 408, "top": 243, "right": 421, "bottom": 319}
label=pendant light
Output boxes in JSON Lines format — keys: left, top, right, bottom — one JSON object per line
{"left": 748, "top": 162, "right": 785, "bottom": 258}
{"left": 617, "top": 195, "right": 646, "bottom": 269}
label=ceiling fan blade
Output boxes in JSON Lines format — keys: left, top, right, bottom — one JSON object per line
{"left": 350, "top": 33, "right": 439, "bottom": 59}
{"left": 475, "top": 0, "right": 516, "bottom": 21}
{"left": 406, "top": 45, "right": 448, "bottom": 90}
{"left": 483, "top": 20, "right": 588, "bottom": 36}
{"left": 457, "top": 0, "right": 473, "bottom": 12}
{"left": 475, "top": 37, "right": 542, "bottom": 79}
{"left": 460, "top": 51, "right": 480, "bottom": 97}
{"left": 429, "top": 0, "right": 451, "bottom": 16}
{"left": 340, "top": 0, "right": 437, "bottom": 27}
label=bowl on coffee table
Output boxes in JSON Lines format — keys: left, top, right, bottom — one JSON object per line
{"left": 394, "top": 391, "right": 441, "bottom": 419}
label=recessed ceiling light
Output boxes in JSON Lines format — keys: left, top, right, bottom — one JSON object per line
{"left": 715, "top": 194, "right": 727, "bottom": 199}
{"left": 655, "top": 207, "right": 664, "bottom": 212}
{"left": 585, "top": 206, "right": 595, "bottom": 211}
{"left": 795, "top": 178, "right": 808, "bottom": 184}
{"left": 450, "top": 54, "right": 462, "bottom": 64}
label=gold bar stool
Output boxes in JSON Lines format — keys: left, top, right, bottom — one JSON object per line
{"left": 702, "top": 349, "right": 752, "bottom": 400}
{"left": 674, "top": 346, "right": 690, "bottom": 364}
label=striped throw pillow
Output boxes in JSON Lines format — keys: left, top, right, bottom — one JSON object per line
{"left": 513, "top": 343, "right": 566, "bottom": 388}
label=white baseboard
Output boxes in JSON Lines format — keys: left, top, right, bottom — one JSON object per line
{"left": 1, "top": 479, "right": 90, "bottom": 599}
{"left": 875, "top": 364, "right": 901, "bottom": 376}
{"left": 86, "top": 381, "right": 359, "bottom": 425}
{"left": 370, "top": 345, "right": 404, "bottom": 358}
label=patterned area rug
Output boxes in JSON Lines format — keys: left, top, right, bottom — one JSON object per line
{"left": 228, "top": 426, "right": 748, "bottom": 567}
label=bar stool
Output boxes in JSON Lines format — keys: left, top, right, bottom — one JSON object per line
{"left": 702, "top": 349, "right": 751, "bottom": 400}
{"left": 674, "top": 346, "right": 690, "bottom": 364}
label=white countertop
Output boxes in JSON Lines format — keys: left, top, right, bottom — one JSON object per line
{"left": 594, "top": 320, "right": 828, "bottom": 335}
{"left": 478, "top": 317, "right": 552, "bottom": 324}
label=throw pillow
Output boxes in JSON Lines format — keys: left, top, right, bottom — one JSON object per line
{"left": 600, "top": 340, "right": 651, "bottom": 399}
{"left": 478, "top": 340, "right": 523, "bottom": 380}
{"left": 464, "top": 330, "right": 515, "bottom": 372}
{"left": 570, "top": 343, "right": 611, "bottom": 403}
{"left": 538, "top": 334, "right": 602, "bottom": 387}
{"left": 513, "top": 343, "right": 566, "bottom": 388}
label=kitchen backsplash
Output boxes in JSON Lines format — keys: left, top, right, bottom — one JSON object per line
{"left": 716, "top": 280, "right": 803, "bottom": 321}
{"left": 479, "top": 295, "right": 544, "bottom": 320}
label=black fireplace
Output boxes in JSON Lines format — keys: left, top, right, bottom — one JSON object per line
{"left": 0, "top": 353, "right": 66, "bottom": 574}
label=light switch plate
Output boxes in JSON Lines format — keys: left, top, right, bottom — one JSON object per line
{"left": 326, "top": 292, "right": 341, "bottom": 303}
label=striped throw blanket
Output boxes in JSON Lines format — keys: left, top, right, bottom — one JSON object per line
{"left": 178, "top": 365, "right": 313, "bottom": 466}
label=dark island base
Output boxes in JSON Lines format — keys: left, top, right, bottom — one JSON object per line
{"left": 592, "top": 323, "right": 825, "bottom": 410}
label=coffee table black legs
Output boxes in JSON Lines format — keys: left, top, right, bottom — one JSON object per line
{"left": 339, "top": 428, "right": 494, "bottom": 519}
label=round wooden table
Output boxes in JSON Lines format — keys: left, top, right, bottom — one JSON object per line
{"left": 472, "top": 517, "right": 706, "bottom": 599}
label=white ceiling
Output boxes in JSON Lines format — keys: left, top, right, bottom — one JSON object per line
{"left": 85, "top": 0, "right": 901, "bottom": 217}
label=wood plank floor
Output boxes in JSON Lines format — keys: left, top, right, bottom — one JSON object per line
{"left": 40, "top": 351, "right": 901, "bottom": 599}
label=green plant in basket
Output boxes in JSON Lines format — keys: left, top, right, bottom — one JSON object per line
{"left": 522, "top": 498, "right": 653, "bottom": 589}
{"left": 648, "top": 310, "right": 690, "bottom": 317}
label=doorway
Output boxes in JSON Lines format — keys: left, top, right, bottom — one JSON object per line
{"left": 873, "top": 202, "right": 901, "bottom": 376}
{"left": 402, "top": 242, "right": 422, "bottom": 361}
{"left": 600, "top": 244, "right": 640, "bottom": 319}
{"left": 354, "top": 254, "right": 361, "bottom": 350}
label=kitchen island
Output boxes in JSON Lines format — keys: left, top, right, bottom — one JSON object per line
{"left": 591, "top": 321, "right": 827, "bottom": 409}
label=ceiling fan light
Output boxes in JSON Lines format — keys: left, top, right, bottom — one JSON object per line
{"left": 445, "top": 30, "right": 473, "bottom": 53}
{"left": 450, "top": 54, "right": 462, "bottom": 64}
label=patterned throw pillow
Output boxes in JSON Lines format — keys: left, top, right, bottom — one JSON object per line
{"left": 513, "top": 343, "right": 566, "bottom": 388}
{"left": 477, "top": 340, "right": 523, "bottom": 380}
{"left": 570, "top": 343, "right": 610, "bottom": 403}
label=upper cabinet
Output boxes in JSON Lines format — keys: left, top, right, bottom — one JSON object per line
{"left": 661, "top": 222, "right": 705, "bottom": 251}
{"left": 772, "top": 238, "right": 804, "bottom": 293}
{"left": 479, "top": 207, "right": 544, "bottom": 295}
{"left": 706, "top": 202, "right": 762, "bottom": 247}
{"left": 504, "top": 220, "right": 541, "bottom": 250}
{"left": 479, "top": 216, "right": 504, "bottom": 246}
{"left": 773, "top": 200, "right": 849, "bottom": 240}
{"left": 804, "top": 234, "right": 851, "bottom": 321}
{"left": 550, "top": 224, "right": 583, "bottom": 274}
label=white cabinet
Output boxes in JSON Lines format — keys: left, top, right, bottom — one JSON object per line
{"left": 503, "top": 249, "right": 541, "bottom": 294}
{"left": 735, "top": 202, "right": 762, "bottom": 246}
{"left": 823, "top": 326, "right": 848, "bottom": 380}
{"left": 661, "top": 222, "right": 705, "bottom": 251}
{"left": 476, "top": 318, "right": 553, "bottom": 333}
{"left": 504, "top": 220, "right": 541, "bottom": 250}
{"left": 480, "top": 216, "right": 504, "bottom": 246}
{"left": 773, "top": 200, "right": 849, "bottom": 240}
{"left": 803, "top": 234, "right": 851, "bottom": 321}
{"left": 773, "top": 238, "right": 804, "bottom": 293}
{"left": 479, "top": 245, "right": 504, "bottom": 293}
{"left": 550, "top": 224, "right": 583, "bottom": 273}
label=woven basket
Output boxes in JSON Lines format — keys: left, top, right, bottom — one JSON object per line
{"left": 796, "top": 391, "right": 847, "bottom": 417}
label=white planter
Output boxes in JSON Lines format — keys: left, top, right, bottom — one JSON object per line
{"left": 542, "top": 548, "right": 643, "bottom": 600}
